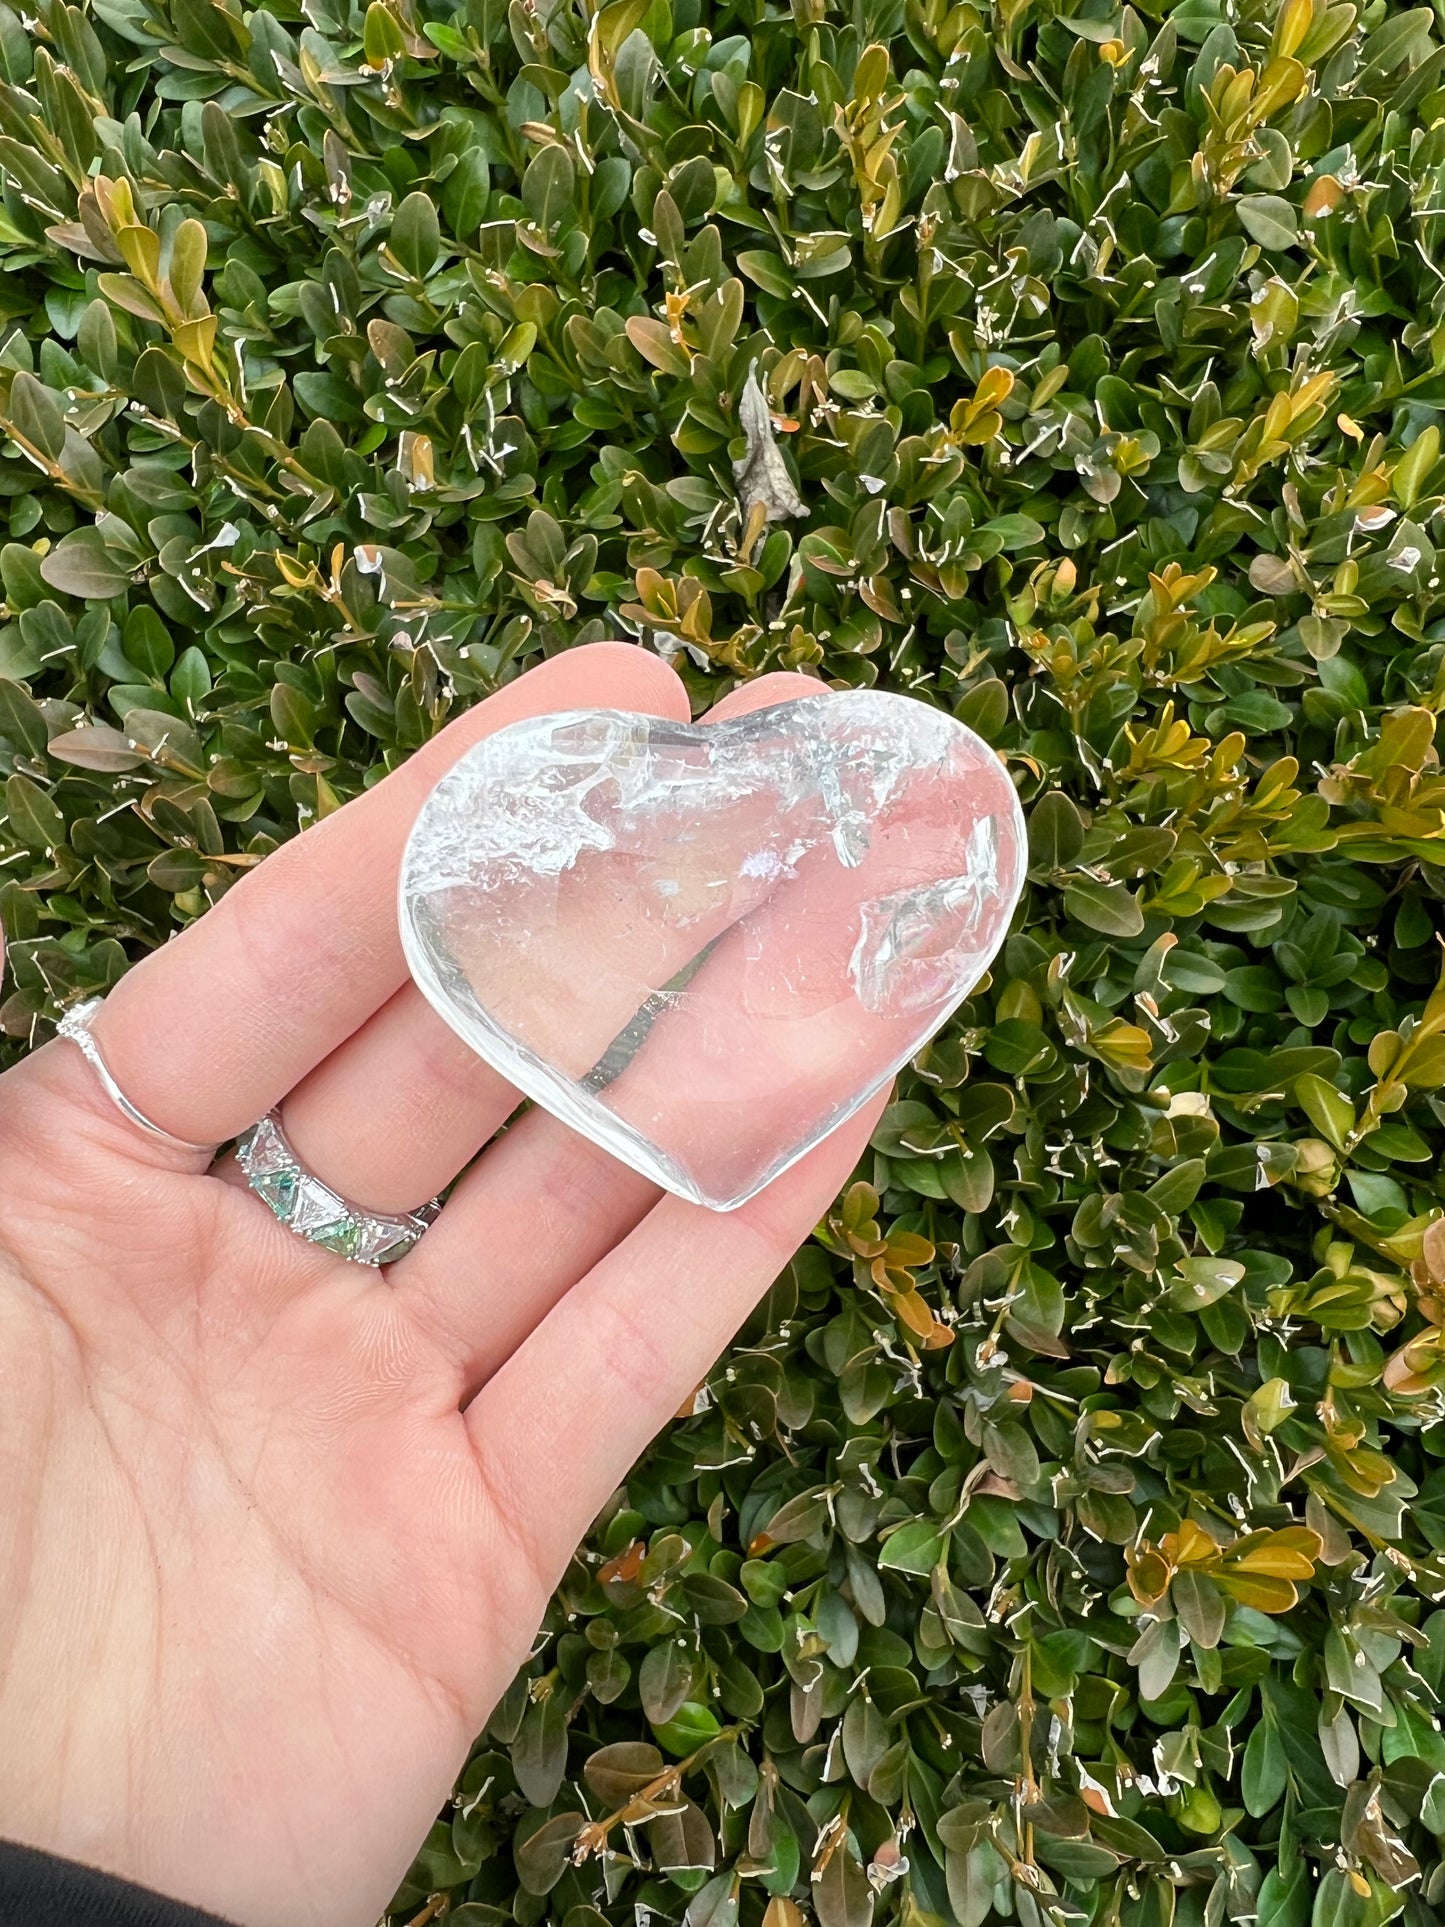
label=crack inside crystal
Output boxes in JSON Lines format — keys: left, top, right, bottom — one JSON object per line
{"left": 399, "top": 692, "right": 1026, "bottom": 1211}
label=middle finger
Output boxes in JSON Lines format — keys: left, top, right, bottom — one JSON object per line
{"left": 390, "top": 671, "right": 829, "bottom": 1376}
{"left": 274, "top": 672, "right": 827, "bottom": 1218}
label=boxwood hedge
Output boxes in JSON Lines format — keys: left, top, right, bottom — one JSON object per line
{"left": 4, "top": 0, "right": 1445, "bottom": 1921}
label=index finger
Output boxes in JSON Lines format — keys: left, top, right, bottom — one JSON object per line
{"left": 60, "top": 645, "right": 689, "bottom": 1149}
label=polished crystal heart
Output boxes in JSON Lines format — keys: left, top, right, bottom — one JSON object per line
{"left": 399, "top": 691, "right": 1026, "bottom": 1210}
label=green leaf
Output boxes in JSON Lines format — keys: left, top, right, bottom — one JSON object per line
{"left": 946, "top": 1839, "right": 1007, "bottom": 1927}
{"left": 39, "top": 529, "right": 129, "bottom": 600}
{"left": 652, "top": 1700, "right": 721, "bottom": 1756}
{"left": 1395, "top": 424, "right": 1440, "bottom": 509}
{"left": 4, "top": 772, "right": 64, "bottom": 850}
{"left": 0, "top": 677, "right": 49, "bottom": 757}
{"left": 170, "top": 645, "right": 213, "bottom": 708}
{"left": 813, "top": 1847, "right": 873, "bottom": 1927}
{"left": 625, "top": 316, "right": 690, "bottom": 375}
{"left": 5, "top": 372, "right": 65, "bottom": 460}
{"left": 513, "top": 1811, "right": 584, "bottom": 1894}
{"left": 1145, "top": 1158, "right": 1207, "bottom": 1212}
{"left": 442, "top": 148, "right": 490, "bottom": 235}
{"left": 584, "top": 1740, "right": 663, "bottom": 1802}
{"left": 522, "top": 146, "right": 576, "bottom": 233}
{"left": 878, "top": 1519, "right": 945, "bottom": 1575}
{"left": 1063, "top": 877, "right": 1144, "bottom": 936}
{"left": 388, "top": 190, "right": 441, "bottom": 279}
{"left": 841, "top": 1693, "right": 888, "bottom": 1783}
{"left": 735, "top": 251, "right": 793, "bottom": 298}
{"left": 684, "top": 1873, "right": 739, "bottom": 1927}
{"left": 983, "top": 512, "right": 1046, "bottom": 549}
{"left": 1132, "top": 1615, "right": 1180, "bottom": 1701}
{"left": 639, "top": 1640, "right": 694, "bottom": 1724}
{"left": 0, "top": 543, "right": 47, "bottom": 611}
{"left": 1173, "top": 1569, "right": 1225, "bottom": 1649}
{"left": 1261, "top": 1676, "right": 1340, "bottom": 1809}
{"left": 1029, "top": 791, "right": 1085, "bottom": 871}
{"left": 1295, "top": 1072, "right": 1354, "bottom": 1151}
{"left": 168, "top": 218, "right": 208, "bottom": 315}
{"left": 364, "top": 0, "right": 407, "bottom": 64}
{"left": 511, "top": 1693, "right": 567, "bottom": 1807}
{"left": 1169, "top": 1255, "right": 1245, "bottom": 1310}
{"left": 1258, "top": 1862, "right": 1310, "bottom": 1927}
{"left": 96, "top": 274, "right": 166, "bottom": 324}
{"left": 1242, "top": 1718, "right": 1288, "bottom": 1816}
{"left": 1237, "top": 195, "right": 1300, "bottom": 250}
{"left": 1358, "top": 6, "right": 1435, "bottom": 77}
{"left": 983, "top": 1019, "right": 1057, "bottom": 1075}
{"left": 48, "top": 722, "right": 146, "bottom": 772}
{"left": 123, "top": 604, "right": 175, "bottom": 681}
{"left": 147, "top": 849, "right": 208, "bottom": 892}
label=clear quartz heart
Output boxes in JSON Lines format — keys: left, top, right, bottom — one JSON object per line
{"left": 399, "top": 691, "right": 1026, "bottom": 1210}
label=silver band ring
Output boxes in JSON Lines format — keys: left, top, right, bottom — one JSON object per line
{"left": 236, "top": 1111, "right": 440, "bottom": 1267}
{"left": 58, "top": 996, "right": 217, "bottom": 1157}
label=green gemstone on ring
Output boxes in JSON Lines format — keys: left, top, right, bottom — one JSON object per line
{"left": 237, "top": 1110, "right": 438, "bottom": 1266}
{"left": 253, "top": 1165, "right": 299, "bottom": 1216}
{"left": 311, "top": 1218, "right": 362, "bottom": 1259}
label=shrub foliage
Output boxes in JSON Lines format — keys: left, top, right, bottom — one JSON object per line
{"left": 4, "top": 0, "right": 1445, "bottom": 1921}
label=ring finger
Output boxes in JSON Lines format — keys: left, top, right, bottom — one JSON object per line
{"left": 268, "top": 981, "right": 519, "bottom": 1216}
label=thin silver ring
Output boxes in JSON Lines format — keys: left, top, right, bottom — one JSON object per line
{"left": 58, "top": 996, "right": 216, "bottom": 1157}
{"left": 236, "top": 1111, "right": 440, "bottom": 1267}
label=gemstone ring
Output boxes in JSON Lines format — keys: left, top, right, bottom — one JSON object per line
{"left": 236, "top": 1111, "right": 441, "bottom": 1267}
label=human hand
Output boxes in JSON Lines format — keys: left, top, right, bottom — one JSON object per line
{"left": 0, "top": 645, "right": 883, "bottom": 1927}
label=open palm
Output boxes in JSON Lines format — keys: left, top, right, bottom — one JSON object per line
{"left": 0, "top": 646, "right": 879, "bottom": 1927}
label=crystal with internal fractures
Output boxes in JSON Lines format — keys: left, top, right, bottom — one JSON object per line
{"left": 399, "top": 691, "right": 1027, "bottom": 1211}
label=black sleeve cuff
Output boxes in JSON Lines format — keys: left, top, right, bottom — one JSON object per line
{"left": 0, "top": 1840, "right": 238, "bottom": 1925}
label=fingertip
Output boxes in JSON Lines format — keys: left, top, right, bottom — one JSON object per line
{"left": 704, "top": 670, "right": 828, "bottom": 721}
{"left": 531, "top": 640, "right": 691, "bottom": 719}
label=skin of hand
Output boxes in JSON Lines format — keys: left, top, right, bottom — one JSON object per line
{"left": 0, "top": 645, "right": 885, "bottom": 1927}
